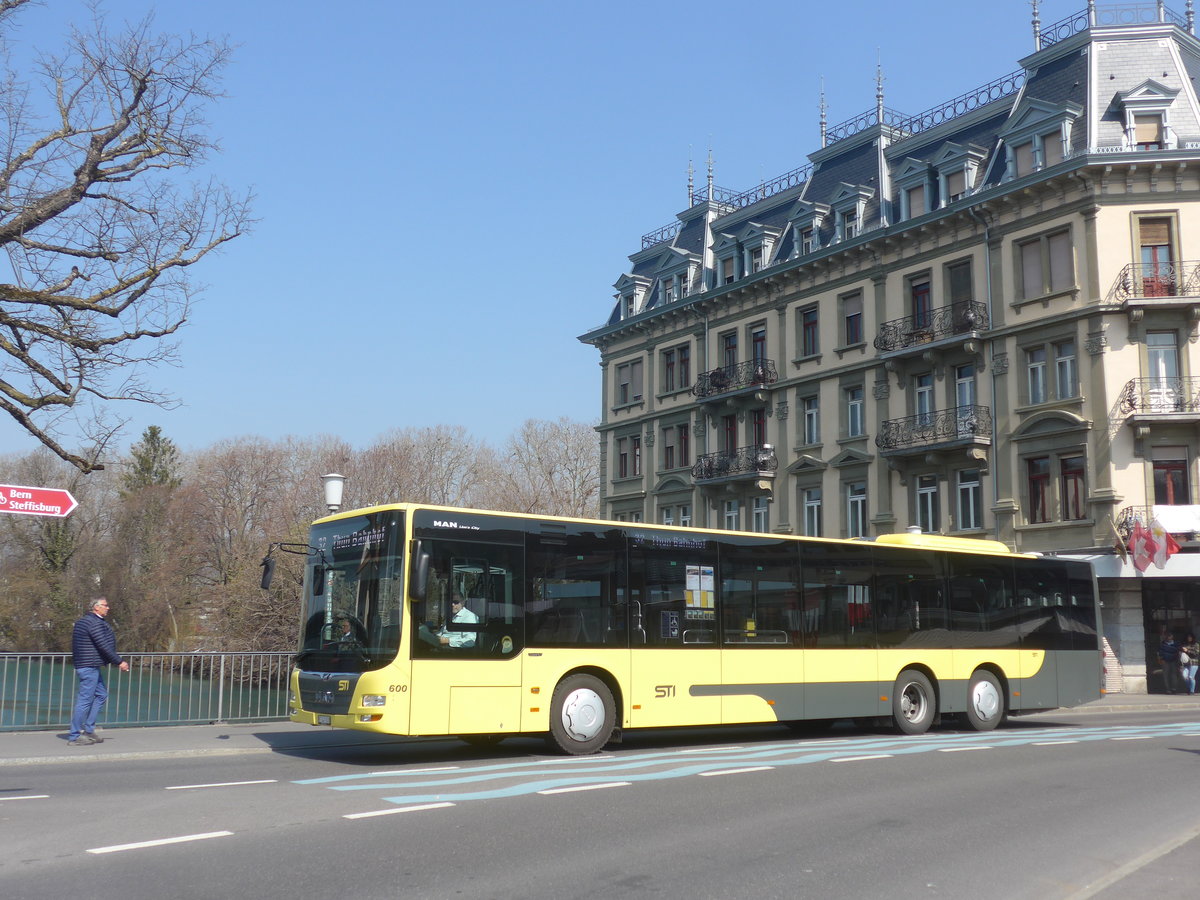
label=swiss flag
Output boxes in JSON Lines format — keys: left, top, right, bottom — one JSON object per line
{"left": 1129, "top": 521, "right": 1158, "bottom": 573}
{"left": 1150, "top": 518, "right": 1181, "bottom": 569}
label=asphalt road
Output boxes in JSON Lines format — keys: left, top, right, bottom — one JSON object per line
{"left": 3, "top": 709, "right": 1198, "bottom": 899}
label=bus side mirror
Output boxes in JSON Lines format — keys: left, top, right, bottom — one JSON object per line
{"left": 411, "top": 541, "right": 431, "bottom": 602}
{"left": 260, "top": 556, "right": 276, "bottom": 590}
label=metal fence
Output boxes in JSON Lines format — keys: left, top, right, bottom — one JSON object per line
{"left": 0, "top": 652, "right": 293, "bottom": 732}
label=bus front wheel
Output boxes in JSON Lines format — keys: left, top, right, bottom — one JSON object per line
{"left": 548, "top": 673, "right": 615, "bottom": 755}
{"left": 965, "top": 669, "right": 1005, "bottom": 732}
{"left": 892, "top": 669, "right": 936, "bottom": 735}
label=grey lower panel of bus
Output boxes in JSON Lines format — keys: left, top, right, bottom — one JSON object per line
{"left": 298, "top": 672, "right": 362, "bottom": 716}
{"left": 689, "top": 652, "right": 1098, "bottom": 723}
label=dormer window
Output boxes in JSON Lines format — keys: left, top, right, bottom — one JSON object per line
{"left": 946, "top": 169, "right": 967, "bottom": 202}
{"left": 906, "top": 184, "right": 926, "bottom": 218}
{"left": 830, "top": 184, "right": 872, "bottom": 242}
{"left": 798, "top": 227, "right": 814, "bottom": 255}
{"left": 999, "top": 99, "right": 1082, "bottom": 181}
{"left": 842, "top": 210, "right": 858, "bottom": 240}
{"left": 623, "top": 294, "right": 635, "bottom": 318}
{"left": 1135, "top": 114, "right": 1164, "bottom": 150}
{"left": 930, "top": 142, "right": 985, "bottom": 208}
{"left": 662, "top": 280, "right": 675, "bottom": 304}
{"left": 720, "top": 256, "right": 737, "bottom": 285}
{"left": 749, "top": 247, "right": 763, "bottom": 273}
{"left": 892, "top": 158, "right": 935, "bottom": 221}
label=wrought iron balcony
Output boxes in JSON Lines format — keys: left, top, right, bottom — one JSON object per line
{"left": 691, "top": 444, "right": 779, "bottom": 483}
{"left": 876, "top": 404, "right": 992, "bottom": 453}
{"left": 693, "top": 359, "right": 779, "bottom": 399}
{"left": 1117, "top": 377, "right": 1200, "bottom": 416}
{"left": 873, "top": 300, "right": 988, "bottom": 353}
{"left": 1112, "top": 261, "right": 1200, "bottom": 302}
{"left": 1116, "top": 505, "right": 1200, "bottom": 541}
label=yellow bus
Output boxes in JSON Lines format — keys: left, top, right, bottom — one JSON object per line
{"left": 275, "top": 503, "right": 1102, "bottom": 754}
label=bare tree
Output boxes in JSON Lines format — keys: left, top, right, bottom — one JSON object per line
{"left": 480, "top": 417, "right": 601, "bottom": 517}
{"left": 0, "top": 0, "right": 252, "bottom": 471}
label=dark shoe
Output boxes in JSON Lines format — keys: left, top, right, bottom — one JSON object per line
{"left": 68, "top": 735, "right": 95, "bottom": 746}
{"left": 85, "top": 732, "right": 104, "bottom": 743}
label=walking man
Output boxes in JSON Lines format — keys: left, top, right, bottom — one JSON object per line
{"left": 69, "top": 597, "right": 129, "bottom": 746}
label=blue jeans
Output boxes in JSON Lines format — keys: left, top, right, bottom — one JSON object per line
{"left": 70, "top": 667, "right": 107, "bottom": 740}
{"left": 1184, "top": 664, "right": 1198, "bottom": 695}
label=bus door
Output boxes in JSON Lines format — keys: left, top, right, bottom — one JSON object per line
{"left": 627, "top": 537, "right": 722, "bottom": 728}
{"left": 719, "top": 538, "right": 806, "bottom": 724}
{"left": 801, "top": 544, "right": 879, "bottom": 719}
{"left": 409, "top": 540, "right": 525, "bottom": 736}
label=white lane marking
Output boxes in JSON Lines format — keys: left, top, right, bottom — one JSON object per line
{"left": 87, "top": 831, "right": 233, "bottom": 854}
{"left": 938, "top": 746, "right": 993, "bottom": 753}
{"left": 538, "top": 781, "right": 632, "bottom": 795}
{"left": 369, "top": 767, "right": 459, "bottom": 776}
{"left": 344, "top": 802, "right": 455, "bottom": 819}
{"left": 1033, "top": 740, "right": 1080, "bottom": 745}
{"left": 0, "top": 795, "right": 49, "bottom": 801}
{"left": 698, "top": 766, "right": 775, "bottom": 777}
{"left": 680, "top": 746, "right": 744, "bottom": 754}
{"left": 829, "top": 754, "right": 893, "bottom": 763}
{"left": 1067, "top": 820, "right": 1200, "bottom": 899}
{"left": 165, "top": 779, "right": 277, "bottom": 790}
{"left": 1110, "top": 736, "right": 1153, "bottom": 741}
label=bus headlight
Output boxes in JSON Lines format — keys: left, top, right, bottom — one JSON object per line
{"left": 362, "top": 694, "right": 386, "bottom": 707}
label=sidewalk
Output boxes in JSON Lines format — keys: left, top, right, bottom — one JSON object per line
{"left": 3, "top": 693, "right": 1197, "bottom": 767}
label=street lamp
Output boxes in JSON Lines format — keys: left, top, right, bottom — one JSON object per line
{"left": 322, "top": 473, "right": 345, "bottom": 514}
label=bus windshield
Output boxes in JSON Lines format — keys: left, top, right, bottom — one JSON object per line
{"left": 296, "top": 510, "right": 405, "bottom": 674}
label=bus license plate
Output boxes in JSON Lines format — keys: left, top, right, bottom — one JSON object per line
{"left": 318, "top": 715, "right": 331, "bottom": 725}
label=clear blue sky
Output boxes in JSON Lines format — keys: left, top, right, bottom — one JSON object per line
{"left": 1, "top": 0, "right": 1065, "bottom": 459}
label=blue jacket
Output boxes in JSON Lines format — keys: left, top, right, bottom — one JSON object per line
{"left": 71, "top": 613, "right": 124, "bottom": 668}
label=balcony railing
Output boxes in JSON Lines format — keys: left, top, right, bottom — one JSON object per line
{"left": 874, "top": 300, "right": 988, "bottom": 353}
{"left": 693, "top": 359, "right": 779, "bottom": 399}
{"left": 1112, "top": 260, "right": 1200, "bottom": 301}
{"left": 876, "top": 404, "right": 993, "bottom": 452}
{"left": 692, "top": 444, "right": 779, "bottom": 482}
{"left": 1116, "top": 504, "right": 1200, "bottom": 540}
{"left": 1117, "top": 377, "right": 1200, "bottom": 415}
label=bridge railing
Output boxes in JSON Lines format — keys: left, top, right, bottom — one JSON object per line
{"left": 0, "top": 651, "right": 293, "bottom": 732}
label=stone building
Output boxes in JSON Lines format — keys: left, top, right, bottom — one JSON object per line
{"left": 579, "top": 2, "right": 1200, "bottom": 693}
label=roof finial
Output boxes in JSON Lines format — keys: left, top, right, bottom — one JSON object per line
{"left": 875, "top": 53, "right": 885, "bottom": 121}
{"left": 1032, "top": 0, "right": 1042, "bottom": 51}
{"left": 1188, "top": 0, "right": 1195, "bottom": 34}
{"left": 1087, "top": 0, "right": 1096, "bottom": 25}
{"left": 706, "top": 144, "right": 714, "bottom": 202}
{"left": 819, "top": 76, "right": 827, "bottom": 148}
{"left": 687, "top": 148, "right": 695, "bottom": 206}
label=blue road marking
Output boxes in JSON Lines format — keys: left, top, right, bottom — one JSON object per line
{"left": 296, "top": 721, "right": 1200, "bottom": 807}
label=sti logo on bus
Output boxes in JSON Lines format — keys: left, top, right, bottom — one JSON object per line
{"left": 433, "top": 520, "right": 480, "bottom": 530}
{"left": 655, "top": 685, "right": 676, "bottom": 698}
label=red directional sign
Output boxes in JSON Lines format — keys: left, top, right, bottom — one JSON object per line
{"left": 0, "top": 483, "right": 78, "bottom": 518}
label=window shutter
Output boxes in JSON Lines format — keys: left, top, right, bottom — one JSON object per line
{"left": 946, "top": 170, "right": 966, "bottom": 198}
{"left": 1043, "top": 131, "right": 1063, "bottom": 166}
{"left": 1135, "top": 115, "right": 1162, "bottom": 145}
{"left": 1139, "top": 219, "right": 1171, "bottom": 247}
{"left": 1049, "top": 232, "right": 1073, "bottom": 291}
{"left": 1015, "top": 141, "right": 1034, "bottom": 175}
{"left": 907, "top": 185, "right": 924, "bottom": 217}
{"left": 1021, "top": 240, "right": 1043, "bottom": 298}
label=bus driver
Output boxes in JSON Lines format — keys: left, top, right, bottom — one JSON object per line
{"left": 419, "top": 595, "right": 478, "bottom": 649}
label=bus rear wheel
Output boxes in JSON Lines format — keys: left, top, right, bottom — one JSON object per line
{"left": 548, "top": 673, "right": 615, "bottom": 755}
{"left": 893, "top": 669, "right": 936, "bottom": 735}
{"left": 965, "top": 669, "right": 1005, "bottom": 732}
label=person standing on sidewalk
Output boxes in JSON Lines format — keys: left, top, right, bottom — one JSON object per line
{"left": 1180, "top": 633, "right": 1200, "bottom": 696}
{"left": 68, "top": 597, "right": 129, "bottom": 746}
{"left": 1159, "top": 628, "right": 1181, "bottom": 694}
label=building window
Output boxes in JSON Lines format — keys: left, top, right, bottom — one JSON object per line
{"left": 1027, "top": 347, "right": 1047, "bottom": 404}
{"left": 678, "top": 504, "right": 691, "bottom": 527}
{"left": 1153, "top": 449, "right": 1189, "bottom": 505}
{"left": 631, "top": 437, "right": 642, "bottom": 476}
{"left": 910, "top": 277, "right": 932, "bottom": 329}
{"left": 956, "top": 469, "right": 982, "bottom": 530}
{"left": 916, "top": 474, "right": 939, "bottom": 533}
{"left": 1014, "top": 140, "right": 1035, "bottom": 176}
{"left": 842, "top": 293, "right": 863, "bottom": 346}
{"left": 1134, "top": 114, "right": 1164, "bottom": 150}
{"left": 1027, "top": 457, "right": 1050, "bottom": 523}
{"left": 749, "top": 247, "right": 763, "bottom": 273}
{"left": 915, "top": 372, "right": 935, "bottom": 426}
{"left": 722, "top": 413, "right": 737, "bottom": 454}
{"left": 661, "top": 507, "right": 673, "bottom": 526}
{"left": 616, "top": 436, "right": 642, "bottom": 479}
{"left": 750, "top": 408, "right": 767, "bottom": 448}
{"left": 616, "top": 360, "right": 644, "bottom": 405}
{"left": 846, "top": 386, "right": 865, "bottom": 437}
{"left": 623, "top": 294, "right": 635, "bottom": 318}
{"left": 1017, "top": 229, "right": 1073, "bottom": 299}
{"left": 906, "top": 184, "right": 925, "bottom": 219}
{"left": 629, "top": 511, "right": 643, "bottom": 523}
{"left": 945, "top": 168, "right": 968, "bottom": 202}
{"left": 752, "top": 497, "right": 769, "bottom": 533}
{"left": 678, "top": 345, "right": 690, "bottom": 388}
{"left": 846, "top": 481, "right": 867, "bottom": 538}
{"left": 799, "top": 227, "right": 814, "bottom": 255}
{"left": 724, "top": 499, "right": 740, "bottom": 531}
{"left": 751, "top": 327, "right": 767, "bottom": 363}
{"left": 947, "top": 259, "right": 972, "bottom": 304}
{"left": 720, "top": 256, "right": 737, "bottom": 285}
{"left": 722, "top": 332, "right": 738, "bottom": 369}
{"left": 1055, "top": 340, "right": 1077, "bottom": 399}
{"left": 802, "top": 395, "right": 820, "bottom": 445}
{"left": 662, "top": 344, "right": 691, "bottom": 393}
{"left": 1138, "top": 217, "right": 1175, "bottom": 296}
{"left": 803, "top": 488, "right": 823, "bottom": 537}
{"left": 1061, "top": 455, "right": 1086, "bottom": 521}
{"left": 841, "top": 209, "right": 858, "bottom": 240}
{"left": 662, "top": 426, "right": 677, "bottom": 470}
{"left": 801, "top": 307, "right": 819, "bottom": 357}
{"left": 616, "top": 437, "right": 630, "bottom": 479}
{"left": 1042, "top": 128, "right": 1064, "bottom": 167}
{"left": 663, "top": 348, "right": 677, "bottom": 393}
{"left": 662, "top": 278, "right": 675, "bottom": 304}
